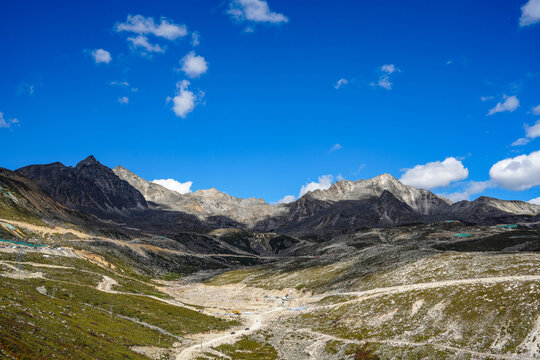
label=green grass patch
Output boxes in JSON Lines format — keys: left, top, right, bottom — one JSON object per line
{"left": 0, "top": 277, "right": 168, "bottom": 359}
{"left": 213, "top": 337, "right": 278, "bottom": 359}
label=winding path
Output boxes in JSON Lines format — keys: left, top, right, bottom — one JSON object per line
{"left": 175, "top": 307, "right": 283, "bottom": 360}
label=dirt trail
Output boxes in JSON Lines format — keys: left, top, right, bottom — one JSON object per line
{"left": 0, "top": 218, "right": 95, "bottom": 239}
{"left": 320, "top": 274, "right": 540, "bottom": 309}
{"left": 176, "top": 307, "right": 283, "bottom": 360}
{"left": 296, "top": 329, "right": 537, "bottom": 360}
{"left": 1, "top": 260, "right": 72, "bottom": 269}
{"left": 96, "top": 276, "right": 118, "bottom": 292}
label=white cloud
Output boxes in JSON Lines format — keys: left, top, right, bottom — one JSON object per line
{"left": 526, "top": 120, "right": 540, "bottom": 138}
{"left": 512, "top": 120, "right": 540, "bottom": 146}
{"left": 445, "top": 59, "right": 453, "bottom": 65}
{"left": 91, "top": 49, "right": 112, "bottom": 64}
{"left": 512, "top": 137, "right": 530, "bottom": 146}
{"left": 400, "top": 157, "right": 469, "bottom": 189}
{"left": 328, "top": 143, "right": 343, "bottom": 153}
{"left": 490, "top": 150, "right": 540, "bottom": 190}
{"left": 529, "top": 197, "right": 540, "bottom": 205}
{"left": 115, "top": 15, "right": 187, "bottom": 40}
{"left": 110, "top": 81, "right": 130, "bottom": 87}
{"left": 532, "top": 104, "right": 540, "bottom": 115}
{"left": 299, "top": 175, "right": 333, "bottom": 197}
{"left": 180, "top": 51, "right": 208, "bottom": 78}
{"left": 520, "top": 0, "right": 540, "bottom": 27}
{"left": 274, "top": 195, "right": 295, "bottom": 204}
{"left": 117, "top": 96, "right": 129, "bottom": 104}
{"left": 191, "top": 32, "right": 200, "bottom": 47}
{"left": 381, "top": 64, "right": 397, "bottom": 74}
{"left": 0, "top": 112, "right": 19, "bottom": 128}
{"left": 127, "top": 35, "right": 165, "bottom": 54}
{"left": 228, "top": 0, "right": 288, "bottom": 25}
{"left": 487, "top": 95, "right": 520, "bottom": 115}
{"left": 480, "top": 96, "right": 494, "bottom": 102}
{"left": 371, "top": 64, "right": 400, "bottom": 90}
{"left": 167, "top": 80, "right": 202, "bottom": 118}
{"left": 376, "top": 76, "right": 392, "bottom": 90}
{"left": 334, "top": 78, "right": 348, "bottom": 89}
{"left": 110, "top": 81, "right": 138, "bottom": 93}
{"left": 152, "top": 178, "right": 193, "bottom": 194}
{"left": 438, "top": 181, "right": 492, "bottom": 202}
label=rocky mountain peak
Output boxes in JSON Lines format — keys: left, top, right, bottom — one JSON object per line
{"left": 76, "top": 155, "right": 99, "bottom": 168}
{"left": 17, "top": 156, "right": 148, "bottom": 216}
{"left": 372, "top": 173, "right": 400, "bottom": 183}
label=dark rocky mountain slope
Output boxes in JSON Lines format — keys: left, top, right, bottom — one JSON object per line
{"left": 17, "top": 156, "right": 148, "bottom": 217}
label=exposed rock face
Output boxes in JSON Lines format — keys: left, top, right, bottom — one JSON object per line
{"left": 13, "top": 156, "right": 540, "bottom": 237}
{"left": 0, "top": 167, "right": 84, "bottom": 222}
{"left": 16, "top": 156, "right": 148, "bottom": 217}
{"left": 306, "top": 174, "right": 451, "bottom": 215}
{"left": 253, "top": 174, "right": 540, "bottom": 236}
{"left": 443, "top": 196, "right": 540, "bottom": 224}
{"left": 114, "top": 165, "right": 540, "bottom": 236}
{"left": 113, "top": 165, "right": 282, "bottom": 226}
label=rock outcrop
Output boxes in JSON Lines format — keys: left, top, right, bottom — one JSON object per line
{"left": 17, "top": 156, "right": 148, "bottom": 217}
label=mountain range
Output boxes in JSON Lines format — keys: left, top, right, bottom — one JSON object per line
{"left": 11, "top": 155, "right": 540, "bottom": 237}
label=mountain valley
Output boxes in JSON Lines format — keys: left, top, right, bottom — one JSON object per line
{"left": 0, "top": 156, "right": 539, "bottom": 360}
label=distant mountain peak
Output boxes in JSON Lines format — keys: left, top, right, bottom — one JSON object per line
{"left": 76, "top": 155, "right": 99, "bottom": 168}
{"left": 17, "top": 156, "right": 148, "bottom": 216}
{"left": 372, "top": 173, "right": 399, "bottom": 182}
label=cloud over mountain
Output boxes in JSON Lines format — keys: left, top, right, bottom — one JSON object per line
{"left": 400, "top": 157, "right": 468, "bottom": 190}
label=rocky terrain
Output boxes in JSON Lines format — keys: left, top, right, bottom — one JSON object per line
{"left": 17, "top": 156, "right": 149, "bottom": 217}
{"left": 0, "top": 155, "right": 539, "bottom": 359}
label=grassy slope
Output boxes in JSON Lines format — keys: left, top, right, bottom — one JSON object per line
{"left": 0, "top": 254, "right": 239, "bottom": 359}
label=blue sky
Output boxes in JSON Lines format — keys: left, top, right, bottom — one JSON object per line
{"left": 2, "top": 0, "right": 540, "bottom": 204}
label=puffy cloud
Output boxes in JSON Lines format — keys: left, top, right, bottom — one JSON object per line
{"left": 512, "top": 120, "right": 540, "bottom": 146}
{"left": 481, "top": 96, "right": 494, "bottom": 102}
{"left": 299, "top": 175, "right": 334, "bottom": 197}
{"left": 371, "top": 64, "right": 400, "bottom": 90}
{"left": 328, "top": 143, "right": 343, "bottom": 153}
{"left": 127, "top": 35, "right": 165, "bottom": 54}
{"left": 91, "top": 49, "right": 112, "bottom": 64}
{"left": 381, "top": 64, "right": 397, "bottom": 74}
{"left": 274, "top": 195, "right": 296, "bottom": 204}
{"left": 0, "top": 112, "right": 19, "bottom": 128}
{"left": 228, "top": 0, "right": 288, "bottom": 25}
{"left": 532, "top": 104, "right": 540, "bottom": 115}
{"left": 529, "top": 197, "right": 540, "bottom": 205}
{"left": 180, "top": 51, "right": 208, "bottom": 78}
{"left": 115, "top": 15, "right": 187, "bottom": 40}
{"left": 376, "top": 76, "right": 392, "bottom": 90}
{"left": 191, "top": 32, "right": 200, "bottom": 47}
{"left": 520, "top": 0, "right": 540, "bottom": 27}
{"left": 152, "top": 178, "right": 193, "bottom": 194}
{"left": 487, "top": 95, "right": 519, "bottom": 115}
{"left": 527, "top": 120, "right": 540, "bottom": 138}
{"left": 117, "top": 96, "right": 129, "bottom": 104}
{"left": 167, "top": 80, "right": 202, "bottom": 118}
{"left": 489, "top": 150, "right": 540, "bottom": 190}
{"left": 334, "top": 78, "right": 349, "bottom": 89}
{"left": 400, "top": 157, "right": 469, "bottom": 189}
{"left": 438, "top": 181, "right": 492, "bottom": 202}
